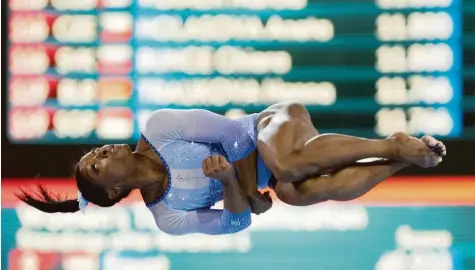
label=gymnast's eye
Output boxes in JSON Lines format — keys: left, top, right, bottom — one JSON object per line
{"left": 92, "top": 164, "right": 99, "bottom": 173}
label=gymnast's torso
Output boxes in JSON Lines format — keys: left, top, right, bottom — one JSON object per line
{"left": 141, "top": 109, "right": 272, "bottom": 235}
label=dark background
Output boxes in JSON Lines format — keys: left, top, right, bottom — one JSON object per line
{"left": 4, "top": 138, "right": 475, "bottom": 177}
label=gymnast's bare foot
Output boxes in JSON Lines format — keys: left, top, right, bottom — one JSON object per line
{"left": 421, "top": 135, "right": 447, "bottom": 157}
{"left": 390, "top": 132, "right": 442, "bottom": 168}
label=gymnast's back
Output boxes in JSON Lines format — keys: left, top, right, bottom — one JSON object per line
{"left": 141, "top": 109, "right": 269, "bottom": 235}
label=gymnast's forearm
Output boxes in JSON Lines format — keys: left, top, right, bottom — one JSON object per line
{"left": 233, "top": 151, "right": 259, "bottom": 197}
{"left": 222, "top": 176, "right": 250, "bottom": 213}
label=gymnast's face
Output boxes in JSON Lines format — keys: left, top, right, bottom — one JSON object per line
{"left": 78, "top": 144, "right": 135, "bottom": 189}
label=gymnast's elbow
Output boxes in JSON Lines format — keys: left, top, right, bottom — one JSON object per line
{"left": 155, "top": 222, "right": 186, "bottom": 236}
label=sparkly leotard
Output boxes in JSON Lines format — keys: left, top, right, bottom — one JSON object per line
{"left": 142, "top": 109, "right": 272, "bottom": 235}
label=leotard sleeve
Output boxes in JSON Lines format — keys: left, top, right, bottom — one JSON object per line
{"left": 152, "top": 204, "right": 252, "bottom": 235}
{"left": 143, "top": 109, "right": 255, "bottom": 161}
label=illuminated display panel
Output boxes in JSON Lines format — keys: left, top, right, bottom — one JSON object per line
{"left": 7, "top": 0, "right": 475, "bottom": 143}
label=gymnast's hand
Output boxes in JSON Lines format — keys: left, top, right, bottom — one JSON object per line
{"left": 248, "top": 191, "right": 273, "bottom": 215}
{"left": 202, "top": 155, "right": 236, "bottom": 183}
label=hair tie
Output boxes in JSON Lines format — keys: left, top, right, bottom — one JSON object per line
{"left": 77, "top": 191, "right": 89, "bottom": 212}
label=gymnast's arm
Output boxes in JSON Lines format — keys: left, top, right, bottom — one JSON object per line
{"left": 233, "top": 151, "right": 259, "bottom": 197}
{"left": 144, "top": 109, "right": 254, "bottom": 161}
{"left": 234, "top": 151, "right": 273, "bottom": 215}
{"left": 157, "top": 207, "right": 252, "bottom": 235}
{"left": 155, "top": 173, "right": 252, "bottom": 235}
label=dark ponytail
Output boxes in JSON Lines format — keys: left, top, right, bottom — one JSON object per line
{"left": 16, "top": 185, "right": 80, "bottom": 213}
{"left": 16, "top": 167, "right": 131, "bottom": 213}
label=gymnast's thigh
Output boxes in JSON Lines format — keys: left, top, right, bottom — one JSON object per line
{"left": 256, "top": 102, "right": 318, "bottom": 157}
{"left": 255, "top": 102, "right": 319, "bottom": 179}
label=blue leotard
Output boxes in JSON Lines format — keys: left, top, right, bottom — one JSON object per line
{"left": 142, "top": 109, "right": 272, "bottom": 235}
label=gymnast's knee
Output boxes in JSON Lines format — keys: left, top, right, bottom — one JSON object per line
{"left": 283, "top": 102, "right": 310, "bottom": 119}
{"left": 274, "top": 182, "right": 329, "bottom": 206}
{"left": 274, "top": 183, "right": 301, "bottom": 205}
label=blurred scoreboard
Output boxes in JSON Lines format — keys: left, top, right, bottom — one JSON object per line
{"left": 7, "top": 0, "right": 475, "bottom": 143}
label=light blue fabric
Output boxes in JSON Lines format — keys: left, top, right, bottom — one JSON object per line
{"left": 142, "top": 109, "right": 269, "bottom": 235}
{"left": 77, "top": 191, "right": 89, "bottom": 212}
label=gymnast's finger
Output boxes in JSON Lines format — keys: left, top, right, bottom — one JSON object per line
{"left": 205, "top": 158, "right": 213, "bottom": 171}
{"left": 218, "top": 155, "right": 228, "bottom": 167}
{"left": 202, "top": 159, "right": 209, "bottom": 174}
{"left": 211, "top": 155, "right": 220, "bottom": 168}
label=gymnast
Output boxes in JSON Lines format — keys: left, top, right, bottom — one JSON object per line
{"left": 18, "top": 102, "right": 446, "bottom": 235}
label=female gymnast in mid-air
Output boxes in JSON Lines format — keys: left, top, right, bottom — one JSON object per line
{"left": 18, "top": 102, "right": 446, "bottom": 235}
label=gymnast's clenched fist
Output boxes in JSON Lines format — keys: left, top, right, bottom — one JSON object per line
{"left": 202, "top": 155, "right": 235, "bottom": 183}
